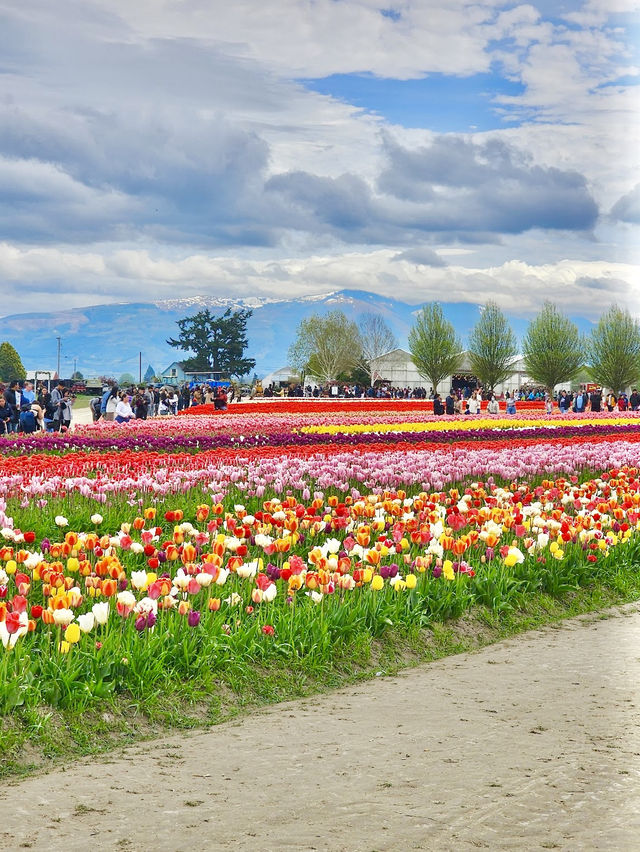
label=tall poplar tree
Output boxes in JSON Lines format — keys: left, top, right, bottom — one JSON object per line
{"left": 586, "top": 305, "right": 640, "bottom": 392}
{"left": 468, "top": 302, "right": 518, "bottom": 393}
{"left": 522, "top": 303, "right": 583, "bottom": 393}
{"left": 408, "top": 303, "right": 462, "bottom": 392}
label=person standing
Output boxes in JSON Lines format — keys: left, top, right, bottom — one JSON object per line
{"left": 445, "top": 390, "right": 455, "bottom": 415}
{"left": 433, "top": 393, "right": 444, "bottom": 415}
{"left": 145, "top": 386, "right": 155, "bottom": 417}
{"left": 104, "top": 386, "right": 119, "bottom": 421}
{"left": 58, "top": 389, "right": 73, "bottom": 431}
{"left": 605, "top": 391, "right": 617, "bottom": 412}
{"left": 0, "top": 394, "right": 12, "bottom": 435}
{"left": 630, "top": 389, "right": 640, "bottom": 411}
{"left": 545, "top": 393, "right": 553, "bottom": 415}
{"left": 4, "top": 381, "right": 21, "bottom": 433}
{"left": 134, "top": 390, "right": 148, "bottom": 420}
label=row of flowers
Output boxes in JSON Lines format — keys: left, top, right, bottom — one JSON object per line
{"left": 177, "top": 399, "right": 549, "bottom": 416}
{"left": 1, "top": 419, "right": 639, "bottom": 458}
{"left": 0, "top": 435, "right": 639, "bottom": 504}
{"left": 0, "top": 465, "right": 638, "bottom": 652}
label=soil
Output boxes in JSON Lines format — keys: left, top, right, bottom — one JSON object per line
{"left": 3, "top": 603, "right": 640, "bottom": 851}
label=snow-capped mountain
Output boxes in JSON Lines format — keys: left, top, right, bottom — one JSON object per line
{"left": 0, "top": 290, "right": 594, "bottom": 380}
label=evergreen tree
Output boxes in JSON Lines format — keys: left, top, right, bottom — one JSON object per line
{"left": 408, "top": 303, "right": 462, "bottom": 391}
{"left": 168, "top": 309, "right": 256, "bottom": 378}
{"left": 143, "top": 364, "right": 156, "bottom": 383}
{"left": 0, "top": 341, "right": 26, "bottom": 382}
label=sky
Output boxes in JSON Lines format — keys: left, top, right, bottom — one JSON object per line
{"left": 0, "top": 0, "right": 638, "bottom": 320}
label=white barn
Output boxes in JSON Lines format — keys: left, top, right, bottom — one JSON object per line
{"left": 369, "top": 349, "right": 532, "bottom": 395}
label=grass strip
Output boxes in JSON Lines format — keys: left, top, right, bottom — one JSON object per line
{"left": 2, "top": 565, "right": 639, "bottom": 782}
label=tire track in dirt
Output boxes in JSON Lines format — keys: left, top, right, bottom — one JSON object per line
{"left": 3, "top": 604, "right": 640, "bottom": 851}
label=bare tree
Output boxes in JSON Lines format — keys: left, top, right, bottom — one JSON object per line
{"left": 358, "top": 312, "right": 398, "bottom": 378}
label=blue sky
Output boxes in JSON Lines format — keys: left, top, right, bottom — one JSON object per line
{"left": 0, "top": 0, "right": 637, "bottom": 320}
{"left": 302, "top": 72, "right": 526, "bottom": 132}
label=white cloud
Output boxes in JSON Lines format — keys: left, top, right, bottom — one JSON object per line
{"left": 0, "top": 243, "right": 636, "bottom": 320}
{"left": 0, "top": 0, "right": 637, "bottom": 318}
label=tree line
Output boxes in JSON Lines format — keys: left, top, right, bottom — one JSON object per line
{"left": 2, "top": 301, "right": 638, "bottom": 394}
{"left": 287, "top": 302, "right": 640, "bottom": 394}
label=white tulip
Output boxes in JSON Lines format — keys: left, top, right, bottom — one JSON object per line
{"left": 92, "top": 602, "right": 110, "bottom": 625}
{"left": 52, "top": 608, "right": 75, "bottom": 627}
{"left": 77, "top": 613, "right": 95, "bottom": 633}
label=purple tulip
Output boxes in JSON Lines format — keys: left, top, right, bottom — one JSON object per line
{"left": 188, "top": 610, "right": 201, "bottom": 628}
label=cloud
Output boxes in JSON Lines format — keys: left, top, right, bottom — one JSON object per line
{"left": 0, "top": 0, "right": 636, "bottom": 323}
{"left": 392, "top": 247, "right": 447, "bottom": 267}
{"left": 266, "top": 134, "right": 598, "bottom": 243}
{"left": 0, "top": 243, "right": 636, "bottom": 320}
{"left": 610, "top": 184, "right": 640, "bottom": 223}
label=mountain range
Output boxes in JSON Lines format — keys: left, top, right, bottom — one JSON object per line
{"left": 1, "top": 290, "right": 595, "bottom": 380}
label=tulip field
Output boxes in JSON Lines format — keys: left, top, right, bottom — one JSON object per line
{"left": 1, "top": 400, "right": 640, "bottom": 773}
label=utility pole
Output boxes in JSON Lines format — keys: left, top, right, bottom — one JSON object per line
{"left": 139, "top": 352, "right": 142, "bottom": 384}
{"left": 56, "top": 337, "right": 61, "bottom": 379}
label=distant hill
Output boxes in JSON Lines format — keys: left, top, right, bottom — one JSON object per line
{"left": 0, "top": 290, "right": 595, "bottom": 380}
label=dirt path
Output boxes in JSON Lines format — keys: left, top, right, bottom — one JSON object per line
{"left": 4, "top": 605, "right": 640, "bottom": 852}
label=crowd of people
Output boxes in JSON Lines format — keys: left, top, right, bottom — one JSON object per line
{"left": 90, "top": 383, "right": 234, "bottom": 423}
{"left": 1, "top": 377, "right": 639, "bottom": 435}
{"left": 0, "top": 379, "right": 75, "bottom": 434}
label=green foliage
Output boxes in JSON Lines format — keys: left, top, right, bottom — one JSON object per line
{"left": 2, "top": 481, "right": 640, "bottom": 777}
{"left": 119, "top": 372, "right": 136, "bottom": 385}
{"left": 288, "top": 310, "right": 363, "bottom": 382}
{"left": 586, "top": 305, "right": 640, "bottom": 392}
{"left": 408, "top": 303, "right": 463, "bottom": 390}
{"left": 0, "top": 341, "right": 26, "bottom": 382}
{"left": 71, "top": 371, "right": 84, "bottom": 381}
{"left": 168, "top": 309, "right": 256, "bottom": 378}
{"left": 522, "top": 302, "right": 583, "bottom": 392}
{"left": 468, "top": 302, "right": 518, "bottom": 392}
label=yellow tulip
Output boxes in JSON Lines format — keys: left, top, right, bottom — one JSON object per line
{"left": 405, "top": 574, "right": 417, "bottom": 589}
{"left": 65, "top": 623, "right": 81, "bottom": 644}
{"left": 5, "top": 560, "right": 16, "bottom": 575}
{"left": 58, "top": 641, "right": 71, "bottom": 654}
{"left": 371, "top": 575, "right": 384, "bottom": 591}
